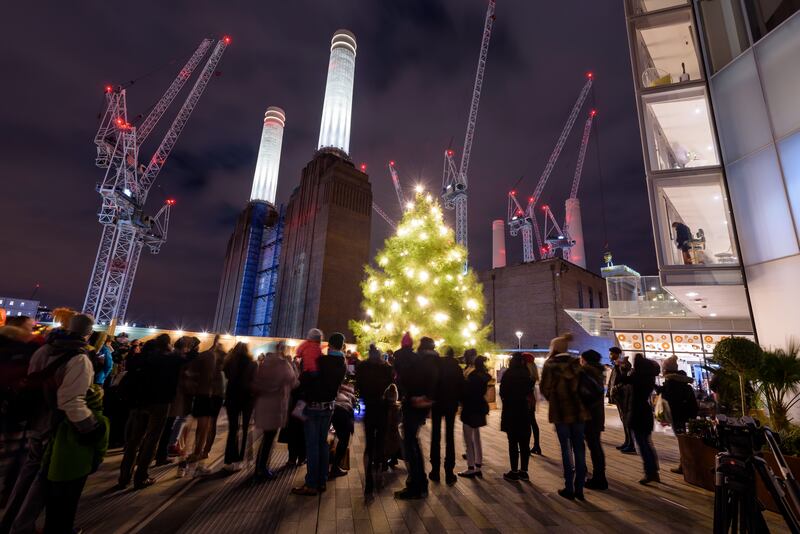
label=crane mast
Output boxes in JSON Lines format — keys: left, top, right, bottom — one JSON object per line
{"left": 442, "top": 0, "right": 496, "bottom": 261}
{"left": 508, "top": 73, "right": 593, "bottom": 262}
{"left": 372, "top": 202, "right": 397, "bottom": 230}
{"left": 569, "top": 110, "right": 595, "bottom": 200}
{"left": 84, "top": 37, "right": 229, "bottom": 323}
{"left": 388, "top": 160, "right": 406, "bottom": 209}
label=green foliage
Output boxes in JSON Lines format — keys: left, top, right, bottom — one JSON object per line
{"left": 349, "top": 191, "right": 492, "bottom": 354}
{"left": 712, "top": 337, "right": 763, "bottom": 416}
{"left": 757, "top": 340, "right": 800, "bottom": 432}
{"left": 687, "top": 417, "right": 714, "bottom": 439}
{"left": 777, "top": 424, "right": 800, "bottom": 457}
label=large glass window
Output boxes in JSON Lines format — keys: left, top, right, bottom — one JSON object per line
{"left": 629, "top": 0, "right": 689, "bottom": 16}
{"left": 632, "top": 8, "right": 703, "bottom": 89}
{"left": 745, "top": 0, "right": 800, "bottom": 41}
{"left": 726, "top": 145, "right": 799, "bottom": 265}
{"left": 653, "top": 174, "right": 739, "bottom": 266}
{"left": 777, "top": 131, "right": 800, "bottom": 238}
{"left": 698, "top": 0, "right": 751, "bottom": 72}
{"left": 642, "top": 86, "right": 720, "bottom": 171}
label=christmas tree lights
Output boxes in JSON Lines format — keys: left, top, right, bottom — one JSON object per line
{"left": 350, "top": 189, "right": 492, "bottom": 353}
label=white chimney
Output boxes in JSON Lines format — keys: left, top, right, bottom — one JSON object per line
{"left": 250, "top": 106, "right": 286, "bottom": 204}
{"left": 317, "top": 30, "right": 357, "bottom": 155}
{"left": 492, "top": 219, "right": 506, "bottom": 269}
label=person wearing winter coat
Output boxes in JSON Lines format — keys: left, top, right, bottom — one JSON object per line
{"left": 580, "top": 350, "right": 607, "bottom": 490}
{"left": 658, "top": 355, "right": 698, "bottom": 475}
{"left": 619, "top": 353, "right": 661, "bottom": 484}
{"left": 429, "top": 347, "right": 464, "bottom": 486}
{"left": 291, "top": 333, "right": 347, "bottom": 496}
{"left": 295, "top": 328, "right": 323, "bottom": 374}
{"left": 118, "top": 334, "right": 196, "bottom": 490}
{"left": 459, "top": 356, "right": 490, "bottom": 478}
{"left": 1, "top": 314, "right": 100, "bottom": 534}
{"left": 43, "top": 384, "right": 109, "bottom": 533}
{"left": 355, "top": 344, "right": 393, "bottom": 496}
{"left": 383, "top": 384, "right": 402, "bottom": 470}
{"left": 522, "top": 352, "right": 542, "bottom": 455}
{"left": 500, "top": 353, "right": 534, "bottom": 482}
{"left": 223, "top": 342, "right": 257, "bottom": 470}
{"left": 330, "top": 382, "right": 356, "bottom": 478}
{"left": 393, "top": 336, "right": 439, "bottom": 500}
{"left": 252, "top": 342, "right": 299, "bottom": 481}
{"left": 540, "top": 333, "right": 589, "bottom": 501}
{"left": 608, "top": 347, "right": 635, "bottom": 453}
{"left": 90, "top": 334, "right": 114, "bottom": 387}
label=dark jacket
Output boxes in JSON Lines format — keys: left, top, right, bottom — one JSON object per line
{"left": 392, "top": 346, "right": 416, "bottom": 400}
{"left": 223, "top": 355, "right": 256, "bottom": 406}
{"left": 660, "top": 372, "right": 698, "bottom": 430}
{"left": 396, "top": 349, "right": 439, "bottom": 411}
{"left": 0, "top": 326, "right": 39, "bottom": 414}
{"left": 128, "top": 346, "right": 194, "bottom": 406}
{"left": 620, "top": 356, "right": 660, "bottom": 433}
{"left": 434, "top": 355, "right": 465, "bottom": 413}
{"left": 607, "top": 359, "right": 631, "bottom": 404}
{"left": 355, "top": 357, "right": 393, "bottom": 407}
{"left": 582, "top": 362, "right": 606, "bottom": 433}
{"left": 461, "top": 370, "right": 490, "bottom": 428}
{"left": 500, "top": 363, "right": 534, "bottom": 436}
{"left": 301, "top": 353, "right": 346, "bottom": 404}
{"left": 541, "top": 353, "right": 589, "bottom": 424}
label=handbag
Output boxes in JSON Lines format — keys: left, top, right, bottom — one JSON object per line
{"left": 654, "top": 394, "right": 672, "bottom": 426}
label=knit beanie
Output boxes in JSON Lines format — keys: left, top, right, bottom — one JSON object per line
{"left": 662, "top": 355, "right": 679, "bottom": 374}
{"left": 401, "top": 332, "right": 413, "bottom": 348}
{"left": 581, "top": 349, "right": 602, "bottom": 364}
{"left": 308, "top": 328, "right": 323, "bottom": 342}
{"left": 549, "top": 332, "right": 573, "bottom": 354}
{"left": 328, "top": 332, "right": 345, "bottom": 350}
{"left": 67, "top": 314, "right": 94, "bottom": 337}
{"left": 384, "top": 383, "right": 399, "bottom": 402}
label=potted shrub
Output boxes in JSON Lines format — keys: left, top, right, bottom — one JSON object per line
{"left": 756, "top": 340, "right": 800, "bottom": 432}
{"left": 712, "top": 337, "right": 763, "bottom": 416}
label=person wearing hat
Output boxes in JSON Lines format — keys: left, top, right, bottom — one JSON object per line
{"left": 580, "top": 350, "right": 608, "bottom": 490}
{"left": 540, "top": 333, "right": 589, "bottom": 500}
{"left": 2, "top": 314, "right": 101, "bottom": 533}
{"left": 618, "top": 353, "right": 662, "bottom": 485}
{"left": 292, "top": 333, "right": 346, "bottom": 496}
{"left": 295, "top": 328, "right": 324, "bottom": 374}
{"left": 607, "top": 346, "right": 635, "bottom": 453}
{"left": 658, "top": 355, "right": 697, "bottom": 475}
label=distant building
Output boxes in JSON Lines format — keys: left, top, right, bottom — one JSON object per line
{"left": 622, "top": 0, "right": 800, "bottom": 350}
{"left": 0, "top": 297, "right": 39, "bottom": 321}
{"left": 272, "top": 151, "right": 371, "bottom": 339}
{"left": 479, "top": 258, "right": 613, "bottom": 354}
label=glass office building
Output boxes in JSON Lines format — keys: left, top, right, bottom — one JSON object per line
{"left": 623, "top": 0, "right": 800, "bottom": 350}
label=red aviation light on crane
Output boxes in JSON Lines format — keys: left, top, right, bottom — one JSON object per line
{"left": 165, "top": 199, "right": 176, "bottom": 206}
{"left": 542, "top": 205, "right": 549, "bottom": 211}
{"left": 389, "top": 160, "right": 395, "bottom": 167}
{"left": 104, "top": 85, "right": 113, "bottom": 93}
{"left": 528, "top": 196, "right": 534, "bottom": 202}
{"left": 586, "top": 71, "right": 594, "bottom": 79}
{"left": 446, "top": 149, "right": 454, "bottom": 157}
{"left": 509, "top": 190, "right": 516, "bottom": 196}
{"left": 222, "top": 36, "right": 232, "bottom": 45}
{"left": 590, "top": 109, "right": 597, "bottom": 117}
{"left": 360, "top": 163, "right": 367, "bottom": 172}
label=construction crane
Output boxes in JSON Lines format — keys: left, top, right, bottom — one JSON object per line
{"left": 442, "top": 0, "right": 496, "bottom": 263}
{"left": 388, "top": 160, "right": 406, "bottom": 208}
{"left": 507, "top": 72, "right": 593, "bottom": 262}
{"left": 372, "top": 202, "right": 397, "bottom": 230}
{"left": 84, "top": 37, "right": 230, "bottom": 324}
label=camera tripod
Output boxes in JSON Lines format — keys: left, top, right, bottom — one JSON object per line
{"left": 713, "top": 418, "right": 800, "bottom": 533}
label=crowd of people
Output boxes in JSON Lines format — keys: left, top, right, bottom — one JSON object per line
{"left": 0, "top": 309, "right": 701, "bottom": 531}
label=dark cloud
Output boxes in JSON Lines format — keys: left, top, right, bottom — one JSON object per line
{"left": 0, "top": 0, "right": 655, "bottom": 328}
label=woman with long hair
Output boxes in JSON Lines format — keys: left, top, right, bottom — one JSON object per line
{"left": 500, "top": 353, "right": 534, "bottom": 481}
{"left": 223, "top": 342, "right": 256, "bottom": 470}
{"left": 459, "top": 356, "right": 491, "bottom": 478}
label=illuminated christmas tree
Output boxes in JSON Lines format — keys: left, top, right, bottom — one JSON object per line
{"left": 350, "top": 188, "right": 492, "bottom": 354}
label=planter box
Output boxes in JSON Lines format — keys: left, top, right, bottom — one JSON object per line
{"left": 677, "top": 434, "right": 717, "bottom": 491}
{"left": 677, "top": 434, "right": 800, "bottom": 514}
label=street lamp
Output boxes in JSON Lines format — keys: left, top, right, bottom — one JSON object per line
{"left": 515, "top": 330, "right": 523, "bottom": 350}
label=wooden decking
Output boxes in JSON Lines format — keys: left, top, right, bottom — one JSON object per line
{"left": 68, "top": 405, "right": 789, "bottom": 533}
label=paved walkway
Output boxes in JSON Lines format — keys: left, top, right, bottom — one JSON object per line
{"left": 67, "top": 404, "right": 788, "bottom": 533}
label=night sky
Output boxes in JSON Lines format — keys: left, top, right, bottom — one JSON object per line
{"left": 0, "top": 1, "right": 656, "bottom": 330}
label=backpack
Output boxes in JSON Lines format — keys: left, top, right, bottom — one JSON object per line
{"left": 578, "top": 369, "right": 604, "bottom": 407}
{"left": 11, "top": 350, "right": 81, "bottom": 424}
